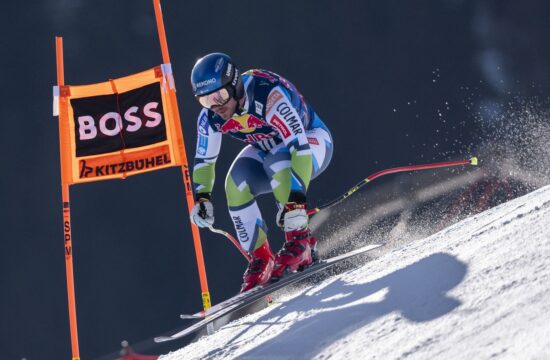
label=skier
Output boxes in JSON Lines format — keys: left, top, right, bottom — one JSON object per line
{"left": 189, "top": 53, "right": 333, "bottom": 292}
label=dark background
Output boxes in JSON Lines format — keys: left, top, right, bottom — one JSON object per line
{"left": 1, "top": 1, "right": 549, "bottom": 359}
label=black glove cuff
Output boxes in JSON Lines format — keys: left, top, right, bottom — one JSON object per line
{"left": 195, "top": 192, "right": 212, "bottom": 202}
{"left": 288, "top": 191, "right": 306, "bottom": 204}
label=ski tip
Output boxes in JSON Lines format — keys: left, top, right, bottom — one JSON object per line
{"left": 154, "top": 336, "right": 170, "bottom": 343}
{"left": 180, "top": 313, "right": 203, "bottom": 320}
{"left": 363, "top": 243, "right": 384, "bottom": 250}
{"left": 369, "top": 243, "right": 385, "bottom": 251}
{"left": 470, "top": 156, "right": 478, "bottom": 166}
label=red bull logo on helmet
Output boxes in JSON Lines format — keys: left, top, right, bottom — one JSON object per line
{"left": 220, "top": 114, "right": 266, "bottom": 134}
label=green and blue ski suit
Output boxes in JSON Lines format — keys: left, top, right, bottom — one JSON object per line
{"left": 193, "top": 69, "right": 333, "bottom": 251}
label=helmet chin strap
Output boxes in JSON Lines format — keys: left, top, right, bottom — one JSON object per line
{"left": 229, "top": 71, "right": 245, "bottom": 116}
{"left": 233, "top": 92, "right": 246, "bottom": 116}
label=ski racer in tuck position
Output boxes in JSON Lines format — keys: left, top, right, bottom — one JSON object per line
{"left": 189, "top": 53, "right": 333, "bottom": 292}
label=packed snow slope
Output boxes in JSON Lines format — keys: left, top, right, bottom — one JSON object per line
{"left": 161, "top": 185, "right": 550, "bottom": 360}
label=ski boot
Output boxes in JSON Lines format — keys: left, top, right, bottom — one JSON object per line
{"left": 271, "top": 228, "right": 316, "bottom": 280}
{"left": 240, "top": 240, "right": 275, "bottom": 293}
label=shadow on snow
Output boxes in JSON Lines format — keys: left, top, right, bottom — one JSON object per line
{"left": 202, "top": 252, "right": 467, "bottom": 359}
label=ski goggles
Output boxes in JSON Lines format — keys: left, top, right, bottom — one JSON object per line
{"left": 196, "top": 87, "right": 231, "bottom": 109}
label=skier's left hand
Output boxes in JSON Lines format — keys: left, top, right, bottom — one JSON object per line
{"left": 277, "top": 202, "right": 308, "bottom": 232}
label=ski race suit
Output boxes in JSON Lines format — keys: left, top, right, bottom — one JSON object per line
{"left": 192, "top": 69, "right": 333, "bottom": 252}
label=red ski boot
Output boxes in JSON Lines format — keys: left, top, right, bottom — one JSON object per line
{"left": 240, "top": 240, "right": 275, "bottom": 293}
{"left": 271, "top": 228, "right": 315, "bottom": 280}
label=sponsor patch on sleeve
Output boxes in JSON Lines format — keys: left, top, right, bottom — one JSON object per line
{"left": 198, "top": 113, "right": 209, "bottom": 135}
{"left": 198, "top": 135, "right": 209, "bottom": 155}
{"left": 270, "top": 115, "right": 291, "bottom": 138}
{"left": 307, "top": 137, "right": 319, "bottom": 145}
{"left": 266, "top": 89, "right": 284, "bottom": 115}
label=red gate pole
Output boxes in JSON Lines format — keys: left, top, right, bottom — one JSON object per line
{"left": 56, "top": 36, "right": 81, "bottom": 360}
{"left": 152, "top": 0, "right": 212, "bottom": 311}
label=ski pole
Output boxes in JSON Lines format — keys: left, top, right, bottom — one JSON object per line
{"left": 208, "top": 225, "right": 252, "bottom": 262}
{"left": 207, "top": 157, "right": 477, "bottom": 259}
{"left": 307, "top": 156, "right": 478, "bottom": 216}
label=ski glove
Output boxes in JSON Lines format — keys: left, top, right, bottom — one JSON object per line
{"left": 190, "top": 198, "right": 214, "bottom": 228}
{"left": 276, "top": 202, "right": 308, "bottom": 232}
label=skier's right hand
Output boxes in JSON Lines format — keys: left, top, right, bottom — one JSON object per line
{"left": 190, "top": 198, "right": 214, "bottom": 228}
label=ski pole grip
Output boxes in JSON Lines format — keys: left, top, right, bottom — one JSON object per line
{"left": 307, "top": 207, "right": 320, "bottom": 216}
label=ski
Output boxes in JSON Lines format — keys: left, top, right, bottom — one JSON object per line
{"left": 154, "top": 243, "right": 383, "bottom": 343}
{"left": 179, "top": 285, "right": 273, "bottom": 321}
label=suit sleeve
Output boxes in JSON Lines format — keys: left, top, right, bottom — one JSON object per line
{"left": 192, "top": 109, "right": 222, "bottom": 199}
{"left": 265, "top": 86, "right": 313, "bottom": 202}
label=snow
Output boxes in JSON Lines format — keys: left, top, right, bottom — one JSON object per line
{"left": 160, "top": 185, "right": 550, "bottom": 360}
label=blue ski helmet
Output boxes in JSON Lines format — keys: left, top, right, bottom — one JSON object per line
{"left": 190, "top": 53, "right": 244, "bottom": 99}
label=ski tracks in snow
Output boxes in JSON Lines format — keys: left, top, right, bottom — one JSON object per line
{"left": 161, "top": 185, "right": 550, "bottom": 360}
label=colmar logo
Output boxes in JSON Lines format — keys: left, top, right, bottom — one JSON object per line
{"left": 232, "top": 216, "right": 249, "bottom": 243}
{"left": 276, "top": 102, "right": 303, "bottom": 136}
